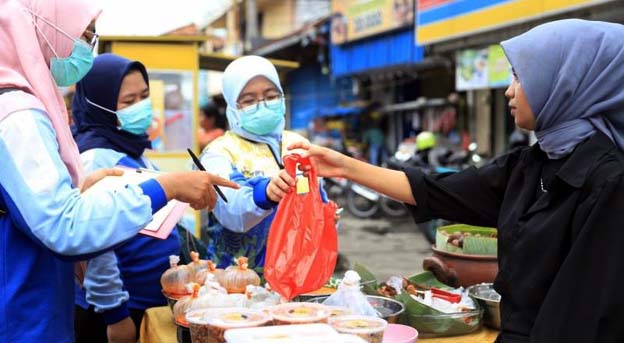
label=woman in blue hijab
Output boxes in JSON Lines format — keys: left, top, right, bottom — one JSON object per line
{"left": 72, "top": 53, "right": 179, "bottom": 343}
{"left": 290, "top": 19, "right": 624, "bottom": 342}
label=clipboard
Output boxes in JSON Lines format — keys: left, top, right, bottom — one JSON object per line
{"left": 83, "top": 167, "right": 189, "bottom": 240}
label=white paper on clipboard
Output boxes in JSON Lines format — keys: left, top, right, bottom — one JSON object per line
{"left": 82, "top": 167, "right": 188, "bottom": 239}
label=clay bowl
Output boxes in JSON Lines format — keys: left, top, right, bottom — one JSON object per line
{"left": 423, "top": 245, "right": 498, "bottom": 288}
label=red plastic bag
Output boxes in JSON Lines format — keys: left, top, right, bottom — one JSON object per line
{"left": 264, "top": 154, "right": 338, "bottom": 300}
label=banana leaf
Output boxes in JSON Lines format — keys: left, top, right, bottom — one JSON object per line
{"left": 396, "top": 280, "right": 483, "bottom": 337}
{"left": 353, "top": 262, "right": 380, "bottom": 295}
{"left": 406, "top": 271, "right": 451, "bottom": 290}
{"left": 353, "top": 263, "right": 483, "bottom": 337}
{"left": 435, "top": 224, "right": 497, "bottom": 256}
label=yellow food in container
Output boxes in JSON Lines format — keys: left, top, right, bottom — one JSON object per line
{"left": 186, "top": 307, "right": 271, "bottom": 343}
{"left": 268, "top": 303, "right": 330, "bottom": 326}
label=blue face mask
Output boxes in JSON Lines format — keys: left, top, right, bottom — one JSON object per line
{"left": 50, "top": 40, "right": 94, "bottom": 87}
{"left": 116, "top": 98, "right": 154, "bottom": 135}
{"left": 29, "top": 10, "right": 94, "bottom": 86}
{"left": 86, "top": 97, "right": 153, "bottom": 135}
{"left": 240, "top": 99, "right": 285, "bottom": 136}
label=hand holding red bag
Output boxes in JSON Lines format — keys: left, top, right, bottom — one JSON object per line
{"left": 264, "top": 154, "right": 338, "bottom": 300}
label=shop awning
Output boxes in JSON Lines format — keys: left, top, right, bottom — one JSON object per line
{"left": 330, "top": 28, "right": 425, "bottom": 77}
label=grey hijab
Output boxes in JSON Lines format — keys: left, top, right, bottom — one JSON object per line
{"left": 501, "top": 19, "right": 624, "bottom": 159}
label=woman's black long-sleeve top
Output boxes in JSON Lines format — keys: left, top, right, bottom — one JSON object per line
{"left": 406, "top": 132, "right": 624, "bottom": 343}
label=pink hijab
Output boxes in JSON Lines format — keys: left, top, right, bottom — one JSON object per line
{"left": 0, "top": 0, "right": 101, "bottom": 185}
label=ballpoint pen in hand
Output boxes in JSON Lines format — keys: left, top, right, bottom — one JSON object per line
{"left": 187, "top": 148, "right": 228, "bottom": 203}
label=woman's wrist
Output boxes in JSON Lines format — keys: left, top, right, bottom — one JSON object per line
{"left": 156, "top": 174, "right": 176, "bottom": 201}
{"left": 341, "top": 154, "right": 358, "bottom": 179}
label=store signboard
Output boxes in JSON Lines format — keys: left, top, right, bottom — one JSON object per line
{"left": 487, "top": 45, "right": 512, "bottom": 87}
{"left": 456, "top": 45, "right": 511, "bottom": 91}
{"left": 331, "top": 0, "right": 414, "bottom": 44}
{"left": 416, "top": 0, "right": 612, "bottom": 45}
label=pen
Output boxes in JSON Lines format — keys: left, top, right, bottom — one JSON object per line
{"left": 186, "top": 148, "right": 228, "bottom": 203}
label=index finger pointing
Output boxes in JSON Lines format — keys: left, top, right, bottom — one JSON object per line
{"left": 208, "top": 174, "right": 240, "bottom": 189}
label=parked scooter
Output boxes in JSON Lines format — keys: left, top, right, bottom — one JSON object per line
{"left": 385, "top": 133, "right": 484, "bottom": 244}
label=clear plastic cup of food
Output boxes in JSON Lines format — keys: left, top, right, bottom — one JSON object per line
{"left": 325, "top": 305, "right": 352, "bottom": 318}
{"left": 186, "top": 307, "right": 271, "bottom": 343}
{"left": 329, "top": 315, "right": 388, "bottom": 343}
{"left": 268, "top": 302, "right": 330, "bottom": 325}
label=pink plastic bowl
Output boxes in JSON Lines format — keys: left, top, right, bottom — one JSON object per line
{"left": 383, "top": 323, "right": 419, "bottom": 343}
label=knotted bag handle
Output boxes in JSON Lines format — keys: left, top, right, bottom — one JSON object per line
{"left": 283, "top": 153, "right": 318, "bottom": 191}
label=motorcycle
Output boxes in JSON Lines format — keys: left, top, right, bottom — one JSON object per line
{"left": 334, "top": 179, "right": 409, "bottom": 219}
{"left": 384, "top": 141, "right": 485, "bottom": 244}
{"left": 328, "top": 144, "right": 410, "bottom": 219}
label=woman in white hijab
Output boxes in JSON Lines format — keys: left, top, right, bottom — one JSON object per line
{"left": 199, "top": 56, "right": 319, "bottom": 275}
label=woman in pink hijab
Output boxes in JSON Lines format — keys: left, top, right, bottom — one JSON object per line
{"left": 0, "top": 1, "right": 237, "bottom": 342}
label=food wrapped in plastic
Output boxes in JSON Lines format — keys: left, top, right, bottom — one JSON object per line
{"left": 186, "top": 307, "right": 270, "bottom": 343}
{"left": 188, "top": 251, "right": 209, "bottom": 273}
{"left": 196, "top": 260, "right": 224, "bottom": 286}
{"left": 244, "top": 285, "right": 281, "bottom": 310}
{"left": 220, "top": 257, "right": 261, "bottom": 293}
{"left": 173, "top": 283, "right": 206, "bottom": 326}
{"left": 322, "top": 271, "right": 378, "bottom": 317}
{"left": 161, "top": 255, "right": 195, "bottom": 297}
{"left": 268, "top": 302, "right": 330, "bottom": 325}
{"left": 330, "top": 315, "right": 388, "bottom": 343}
{"left": 199, "top": 274, "right": 228, "bottom": 297}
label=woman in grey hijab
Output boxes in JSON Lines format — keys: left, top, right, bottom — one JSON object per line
{"left": 290, "top": 19, "right": 624, "bottom": 342}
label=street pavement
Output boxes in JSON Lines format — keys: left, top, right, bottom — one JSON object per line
{"left": 336, "top": 212, "right": 433, "bottom": 282}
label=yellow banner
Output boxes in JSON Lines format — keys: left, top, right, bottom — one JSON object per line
{"left": 332, "top": 0, "right": 414, "bottom": 44}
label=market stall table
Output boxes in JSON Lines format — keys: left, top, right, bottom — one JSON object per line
{"left": 139, "top": 306, "right": 499, "bottom": 343}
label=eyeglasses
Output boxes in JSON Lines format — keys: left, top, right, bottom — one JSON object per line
{"left": 237, "top": 93, "right": 284, "bottom": 115}
{"left": 83, "top": 30, "right": 99, "bottom": 51}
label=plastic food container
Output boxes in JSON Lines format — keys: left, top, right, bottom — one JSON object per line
{"left": 325, "top": 305, "right": 352, "bottom": 318}
{"left": 329, "top": 315, "right": 388, "bottom": 343}
{"left": 308, "top": 295, "right": 405, "bottom": 324}
{"left": 268, "top": 303, "right": 330, "bottom": 326}
{"left": 224, "top": 323, "right": 343, "bottom": 343}
{"left": 186, "top": 308, "right": 271, "bottom": 343}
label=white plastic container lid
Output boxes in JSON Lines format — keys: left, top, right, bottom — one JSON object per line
{"left": 225, "top": 323, "right": 349, "bottom": 343}
{"left": 268, "top": 303, "right": 329, "bottom": 323}
{"left": 186, "top": 307, "right": 270, "bottom": 329}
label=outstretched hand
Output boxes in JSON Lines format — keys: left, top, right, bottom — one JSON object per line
{"left": 287, "top": 141, "right": 349, "bottom": 178}
{"left": 157, "top": 171, "right": 239, "bottom": 211}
